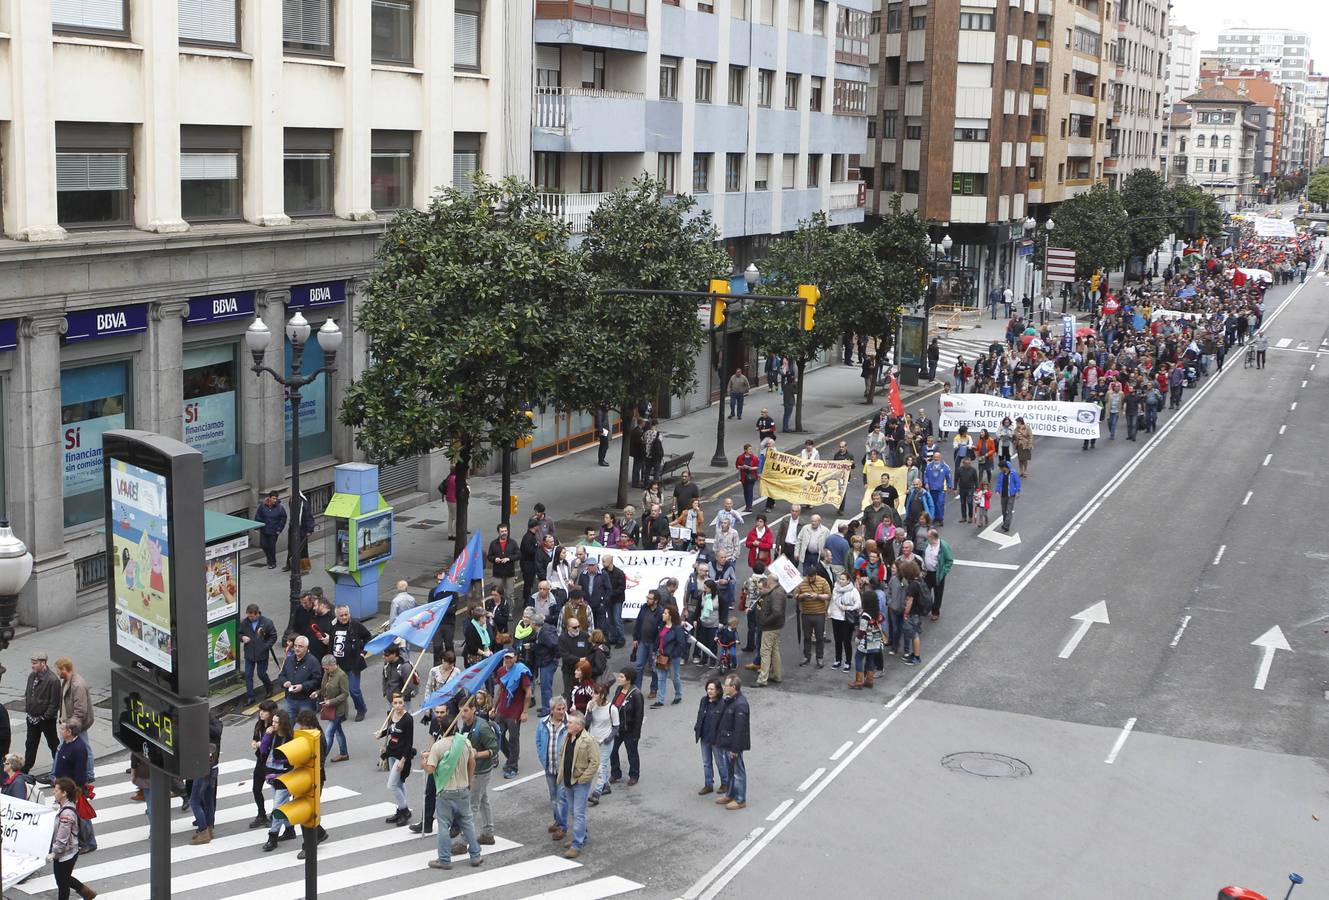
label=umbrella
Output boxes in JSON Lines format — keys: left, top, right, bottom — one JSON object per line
{"left": 1177, "top": 286, "right": 1197, "bottom": 299}
{"left": 1019, "top": 333, "right": 1035, "bottom": 348}
{"left": 1075, "top": 326, "right": 1095, "bottom": 337}
{"left": 1023, "top": 326, "right": 1037, "bottom": 335}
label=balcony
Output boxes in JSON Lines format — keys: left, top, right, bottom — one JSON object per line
{"left": 533, "top": 85, "right": 648, "bottom": 153}
{"left": 830, "top": 180, "right": 866, "bottom": 210}
{"left": 537, "top": 191, "right": 612, "bottom": 233}
{"left": 536, "top": 0, "right": 646, "bottom": 30}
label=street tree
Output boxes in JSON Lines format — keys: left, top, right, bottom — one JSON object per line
{"left": 1164, "top": 181, "right": 1224, "bottom": 243}
{"left": 577, "top": 176, "right": 732, "bottom": 508}
{"left": 1307, "top": 167, "right": 1329, "bottom": 208}
{"left": 864, "top": 194, "right": 928, "bottom": 401}
{"left": 1047, "top": 182, "right": 1129, "bottom": 278}
{"left": 1119, "top": 168, "right": 1173, "bottom": 266}
{"left": 341, "top": 176, "right": 592, "bottom": 556}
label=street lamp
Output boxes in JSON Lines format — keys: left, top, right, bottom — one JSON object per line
{"left": 245, "top": 314, "right": 342, "bottom": 626}
{"left": 0, "top": 520, "right": 33, "bottom": 655}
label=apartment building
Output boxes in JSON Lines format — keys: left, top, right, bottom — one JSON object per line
{"left": 867, "top": 0, "right": 1040, "bottom": 308}
{"left": 0, "top": 0, "right": 522, "bottom": 628}
{"left": 1166, "top": 23, "right": 1197, "bottom": 107}
{"left": 1304, "top": 73, "right": 1327, "bottom": 171}
{"left": 1191, "top": 68, "right": 1289, "bottom": 195}
{"left": 1208, "top": 28, "right": 1312, "bottom": 173}
{"left": 1168, "top": 85, "right": 1260, "bottom": 208}
{"left": 1105, "top": 0, "right": 1168, "bottom": 185}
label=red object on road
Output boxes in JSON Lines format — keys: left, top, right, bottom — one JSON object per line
{"left": 887, "top": 372, "right": 904, "bottom": 417}
{"left": 1217, "top": 888, "right": 1267, "bottom": 900}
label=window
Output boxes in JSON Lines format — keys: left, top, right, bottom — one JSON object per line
{"left": 371, "top": 130, "right": 414, "bottom": 211}
{"left": 1057, "top": 162, "right": 1065, "bottom": 182}
{"left": 699, "top": 1, "right": 714, "bottom": 11}
{"left": 1073, "top": 27, "right": 1099, "bottom": 55}
{"left": 725, "top": 153, "right": 743, "bottom": 192}
{"left": 180, "top": 125, "right": 242, "bottom": 222}
{"left": 785, "top": 73, "right": 800, "bottom": 109}
{"left": 807, "top": 154, "right": 821, "bottom": 187}
{"left": 810, "top": 77, "right": 824, "bottom": 112}
{"left": 728, "top": 65, "right": 746, "bottom": 105}
{"left": 1208, "top": 158, "right": 1216, "bottom": 172}
{"left": 285, "top": 331, "right": 332, "bottom": 464}
{"left": 580, "top": 153, "right": 605, "bottom": 192}
{"left": 951, "top": 172, "right": 987, "bottom": 194}
{"left": 1222, "top": 134, "right": 1231, "bottom": 149}
{"left": 454, "top": 133, "right": 482, "bottom": 193}
{"left": 1221, "top": 159, "right": 1230, "bottom": 173}
{"left": 693, "top": 153, "right": 712, "bottom": 193}
{"left": 534, "top": 152, "right": 561, "bottom": 191}
{"left": 787, "top": 0, "right": 801, "bottom": 31}
{"left": 731, "top": 0, "right": 746, "bottom": 18}
{"left": 902, "top": 169, "right": 919, "bottom": 192}
{"left": 812, "top": 0, "right": 827, "bottom": 34}
{"left": 52, "top": 0, "right": 128, "bottom": 36}
{"left": 833, "top": 79, "right": 867, "bottom": 115}
{"left": 56, "top": 123, "right": 133, "bottom": 228}
{"left": 881, "top": 162, "right": 896, "bottom": 190}
{"left": 582, "top": 49, "right": 605, "bottom": 88}
{"left": 905, "top": 124, "right": 922, "bottom": 139}
{"left": 62, "top": 360, "right": 133, "bottom": 528}
{"left": 959, "top": 11, "right": 993, "bottom": 30}
{"left": 179, "top": 0, "right": 238, "bottom": 47}
{"left": 836, "top": 7, "right": 870, "bottom": 63}
{"left": 754, "top": 154, "right": 771, "bottom": 190}
{"left": 882, "top": 110, "right": 897, "bottom": 138}
{"left": 909, "top": 13, "right": 926, "bottom": 29}
{"left": 184, "top": 345, "right": 243, "bottom": 488}
{"left": 283, "top": 0, "right": 333, "bottom": 56}
{"left": 455, "top": 0, "right": 481, "bottom": 70}
{"left": 372, "top": 0, "right": 415, "bottom": 65}
{"left": 830, "top": 154, "right": 845, "bottom": 181}
{"left": 758, "top": 69, "right": 774, "bottom": 107}
{"left": 954, "top": 126, "right": 989, "bottom": 141}
{"left": 284, "top": 129, "right": 334, "bottom": 216}
{"left": 696, "top": 62, "right": 713, "bottom": 103}
{"left": 1196, "top": 134, "right": 1205, "bottom": 148}
{"left": 886, "top": 4, "right": 901, "bottom": 32}
{"left": 657, "top": 152, "right": 677, "bottom": 193}
{"left": 660, "top": 56, "right": 679, "bottom": 100}
{"left": 782, "top": 154, "right": 796, "bottom": 189}
{"left": 1030, "top": 109, "right": 1045, "bottom": 135}
{"left": 755, "top": 0, "right": 774, "bottom": 25}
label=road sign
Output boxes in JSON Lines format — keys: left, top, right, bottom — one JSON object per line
{"left": 1046, "top": 247, "right": 1077, "bottom": 283}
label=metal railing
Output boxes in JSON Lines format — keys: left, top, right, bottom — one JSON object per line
{"left": 829, "top": 180, "right": 865, "bottom": 210}
{"left": 537, "top": 191, "right": 612, "bottom": 233}
{"left": 534, "top": 85, "right": 645, "bottom": 130}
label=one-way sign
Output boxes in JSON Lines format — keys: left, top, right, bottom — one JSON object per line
{"left": 1046, "top": 247, "right": 1077, "bottom": 283}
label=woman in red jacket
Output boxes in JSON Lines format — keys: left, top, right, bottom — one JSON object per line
{"left": 744, "top": 516, "right": 774, "bottom": 568}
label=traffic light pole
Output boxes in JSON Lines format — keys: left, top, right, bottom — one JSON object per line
{"left": 710, "top": 313, "right": 730, "bottom": 467}
{"left": 305, "top": 826, "right": 317, "bottom": 900}
{"left": 149, "top": 767, "right": 171, "bottom": 899}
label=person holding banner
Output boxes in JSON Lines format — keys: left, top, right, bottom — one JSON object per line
{"left": 735, "top": 444, "right": 761, "bottom": 512}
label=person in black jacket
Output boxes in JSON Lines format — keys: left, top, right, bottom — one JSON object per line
{"left": 22, "top": 653, "right": 60, "bottom": 773}
{"left": 714, "top": 674, "right": 751, "bottom": 809}
{"left": 305, "top": 595, "right": 335, "bottom": 661}
{"left": 279, "top": 636, "right": 322, "bottom": 719}
{"left": 380, "top": 644, "right": 416, "bottom": 702}
{"left": 376, "top": 693, "right": 415, "bottom": 825}
{"left": 609, "top": 668, "right": 644, "bottom": 785}
{"left": 330, "top": 605, "right": 372, "bottom": 721}
{"left": 558, "top": 619, "right": 592, "bottom": 701}
{"left": 427, "top": 569, "right": 459, "bottom": 665}
{"left": 519, "top": 518, "right": 542, "bottom": 596}
{"left": 533, "top": 611, "right": 561, "bottom": 716}
{"left": 240, "top": 604, "right": 278, "bottom": 703}
{"left": 284, "top": 491, "right": 317, "bottom": 574}
{"left": 461, "top": 604, "right": 496, "bottom": 666}
{"left": 486, "top": 525, "right": 518, "bottom": 610}
{"left": 579, "top": 559, "right": 610, "bottom": 635}
{"left": 631, "top": 590, "right": 665, "bottom": 697}
{"left": 247, "top": 701, "right": 279, "bottom": 829}
{"left": 255, "top": 491, "right": 287, "bottom": 569}
{"left": 601, "top": 555, "right": 628, "bottom": 648}
{"left": 640, "top": 504, "right": 670, "bottom": 551}
{"left": 693, "top": 676, "right": 727, "bottom": 795}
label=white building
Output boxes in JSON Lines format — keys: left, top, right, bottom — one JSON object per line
{"left": 1209, "top": 27, "right": 1312, "bottom": 172}
{"left": 1172, "top": 85, "right": 1260, "bottom": 208}
{"left": 1166, "top": 24, "right": 1198, "bottom": 107}
{"left": 1106, "top": 0, "right": 1169, "bottom": 185}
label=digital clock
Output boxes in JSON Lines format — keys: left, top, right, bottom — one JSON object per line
{"left": 111, "top": 668, "right": 210, "bottom": 778}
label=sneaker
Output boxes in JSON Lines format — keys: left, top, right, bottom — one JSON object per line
{"left": 816, "top": 661, "right": 824, "bottom": 669}
{"left": 698, "top": 785, "right": 714, "bottom": 795}
{"left": 428, "top": 859, "right": 452, "bottom": 871}
{"left": 551, "top": 828, "right": 567, "bottom": 841}
{"left": 725, "top": 801, "right": 746, "bottom": 810}
{"left": 471, "top": 856, "right": 485, "bottom": 868}
{"left": 589, "top": 795, "right": 599, "bottom": 806}
{"left": 263, "top": 835, "right": 278, "bottom": 852}
{"left": 903, "top": 656, "right": 919, "bottom": 666}
{"left": 627, "top": 777, "right": 638, "bottom": 786}
{"left": 564, "top": 848, "right": 581, "bottom": 859}
{"left": 714, "top": 794, "right": 731, "bottom": 804}
{"left": 799, "top": 658, "right": 810, "bottom": 667}
{"left": 600, "top": 786, "right": 612, "bottom": 795}
{"left": 830, "top": 661, "right": 841, "bottom": 670}
{"left": 743, "top": 663, "right": 761, "bottom": 671}
{"left": 671, "top": 697, "right": 682, "bottom": 705}
{"left": 354, "top": 711, "right": 366, "bottom": 722}
{"left": 650, "top": 701, "right": 664, "bottom": 708}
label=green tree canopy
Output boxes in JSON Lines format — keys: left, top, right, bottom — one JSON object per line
{"left": 1119, "top": 168, "right": 1173, "bottom": 262}
{"left": 1049, "top": 182, "right": 1129, "bottom": 277}
{"left": 341, "top": 176, "right": 592, "bottom": 552}
{"left": 1164, "top": 181, "right": 1224, "bottom": 243}
{"left": 1307, "top": 169, "right": 1329, "bottom": 208}
{"left": 864, "top": 194, "right": 928, "bottom": 400}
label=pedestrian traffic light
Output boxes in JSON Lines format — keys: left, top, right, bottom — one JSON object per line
{"left": 1090, "top": 273, "right": 1101, "bottom": 294}
{"left": 509, "top": 494, "right": 518, "bottom": 516}
{"left": 798, "top": 284, "right": 820, "bottom": 331}
{"left": 1182, "top": 207, "right": 1200, "bottom": 239}
{"left": 272, "top": 728, "right": 321, "bottom": 829}
{"left": 709, "top": 279, "right": 729, "bottom": 328}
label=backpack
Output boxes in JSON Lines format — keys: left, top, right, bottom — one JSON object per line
{"left": 912, "top": 578, "right": 934, "bottom": 616}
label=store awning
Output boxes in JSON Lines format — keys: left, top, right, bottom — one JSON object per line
{"left": 205, "top": 509, "right": 259, "bottom": 544}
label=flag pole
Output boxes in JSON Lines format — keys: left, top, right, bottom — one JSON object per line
{"left": 376, "top": 643, "right": 433, "bottom": 737}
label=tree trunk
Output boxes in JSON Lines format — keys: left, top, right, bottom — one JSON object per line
{"left": 453, "top": 441, "right": 473, "bottom": 560}
{"left": 615, "top": 405, "right": 633, "bottom": 509}
{"left": 794, "top": 358, "right": 806, "bottom": 432}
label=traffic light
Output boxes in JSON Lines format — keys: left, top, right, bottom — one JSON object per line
{"left": 1182, "top": 207, "right": 1199, "bottom": 239}
{"left": 508, "top": 495, "right": 518, "bottom": 516}
{"left": 709, "top": 279, "right": 728, "bottom": 328}
{"left": 515, "top": 410, "right": 535, "bottom": 449}
{"left": 272, "top": 728, "right": 321, "bottom": 829}
{"left": 798, "top": 284, "right": 820, "bottom": 331}
{"left": 1089, "top": 273, "right": 1101, "bottom": 294}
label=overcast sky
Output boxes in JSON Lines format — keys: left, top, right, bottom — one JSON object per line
{"left": 1170, "top": 0, "right": 1329, "bottom": 73}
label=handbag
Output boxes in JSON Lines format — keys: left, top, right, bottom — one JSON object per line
{"left": 655, "top": 653, "right": 669, "bottom": 669}
{"left": 319, "top": 703, "right": 337, "bottom": 721}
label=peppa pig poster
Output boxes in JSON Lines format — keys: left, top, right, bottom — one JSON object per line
{"left": 109, "top": 458, "right": 174, "bottom": 671}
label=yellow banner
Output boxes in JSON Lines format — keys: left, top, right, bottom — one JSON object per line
{"left": 860, "top": 463, "right": 909, "bottom": 512}
{"left": 759, "top": 449, "right": 854, "bottom": 507}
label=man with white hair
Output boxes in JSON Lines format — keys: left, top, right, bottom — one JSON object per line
{"left": 388, "top": 580, "right": 416, "bottom": 623}
{"left": 279, "top": 636, "right": 321, "bottom": 719}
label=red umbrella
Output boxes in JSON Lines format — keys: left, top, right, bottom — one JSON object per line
{"left": 1075, "top": 326, "right": 1095, "bottom": 337}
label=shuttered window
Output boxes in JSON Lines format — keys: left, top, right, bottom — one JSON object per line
{"left": 52, "top": 0, "right": 128, "bottom": 35}
{"left": 453, "top": 133, "right": 481, "bottom": 193}
{"left": 57, "top": 153, "right": 129, "bottom": 192}
{"left": 180, "top": 152, "right": 239, "bottom": 181}
{"left": 283, "top": 0, "right": 333, "bottom": 56}
{"left": 178, "top": 0, "right": 238, "bottom": 46}
{"left": 454, "top": 0, "right": 480, "bottom": 70}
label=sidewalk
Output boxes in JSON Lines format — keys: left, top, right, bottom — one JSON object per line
{"left": 0, "top": 349, "right": 951, "bottom": 763}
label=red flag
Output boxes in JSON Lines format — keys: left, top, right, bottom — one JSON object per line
{"left": 1232, "top": 268, "right": 1247, "bottom": 287}
{"left": 888, "top": 371, "right": 905, "bottom": 417}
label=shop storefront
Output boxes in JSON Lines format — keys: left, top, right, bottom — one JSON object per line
{"left": 183, "top": 290, "right": 254, "bottom": 490}
{"left": 285, "top": 280, "right": 345, "bottom": 465}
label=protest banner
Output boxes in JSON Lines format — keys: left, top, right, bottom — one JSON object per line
{"left": 859, "top": 465, "right": 908, "bottom": 512}
{"left": 938, "top": 393, "right": 1100, "bottom": 440}
{"left": 594, "top": 548, "right": 698, "bottom": 619}
{"left": 2, "top": 794, "right": 56, "bottom": 891}
{"left": 765, "top": 554, "right": 803, "bottom": 593}
{"left": 758, "top": 449, "right": 853, "bottom": 507}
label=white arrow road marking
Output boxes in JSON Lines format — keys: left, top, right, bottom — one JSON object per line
{"left": 977, "top": 517, "right": 1021, "bottom": 549}
{"left": 1251, "top": 625, "right": 1292, "bottom": 690}
{"left": 1276, "top": 338, "right": 1293, "bottom": 348}
{"left": 1059, "top": 601, "right": 1110, "bottom": 659}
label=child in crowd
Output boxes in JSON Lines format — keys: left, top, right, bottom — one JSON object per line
{"left": 977, "top": 481, "right": 992, "bottom": 527}
{"left": 716, "top": 616, "right": 740, "bottom": 673}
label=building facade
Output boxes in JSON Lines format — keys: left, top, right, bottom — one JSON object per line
{"left": 1208, "top": 28, "right": 1312, "bottom": 174}
{"left": 1166, "top": 24, "right": 1197, "bottom": 107}
{"left": 1105, "top": 0, "right": 1168, "bottom": 185}
{"left": 0, "top": 0, "right": 525, "bottom": 628}
{"left": 1169, "top": 86, "right": 1259, "bottom": 208}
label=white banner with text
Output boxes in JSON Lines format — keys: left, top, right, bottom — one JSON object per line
{"left": 938, "top": 393, "right": 1101, "bottom": 440}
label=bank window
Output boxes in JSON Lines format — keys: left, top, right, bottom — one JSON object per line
{"left": 284, "top": 128, "right": 334, "bottom": 217}
{"left": 283, "top": 0, "right": 333, "bottom": 57}
{"left": 56, "top": 123, "right": 133, "bottom": 229}
{"left": 696, "top": 62, "right": 714, "bottom": 103}
{"left": 178, "top": 0, "right": 238, "bottom": 47}
{"left": 371, "top": 130, "right": 415, "bottom": 212}
{"left": 725, "top": 153, "right": 743, "bottom": 192}
{"left": 53, "top": 0, "right": 128, "bottom": 37}
{"left": 660, "top": 56, "right": 679, "bottom": 100}
{"left": 181, "top": 125, "right": 242, "bottom": 222}
{"left": 285, "top": 333, "right": 333, "bottom": 465}
{"left": 454, "top": 133, "right": 482, "bottom": 192}
{"left": 372, "top": 0, "right": 415, "bottom": 65}
{"left": 455, "top": 0, "right": 481, "bottom": 70}
{"left": 693, "top": 153, "right": 711, "bottom": 193}
{"left": 62, "top": 360, "right": 133, "bottom": 528}
{"left": 184, "top": 345, "right": 243, "bottom": 488}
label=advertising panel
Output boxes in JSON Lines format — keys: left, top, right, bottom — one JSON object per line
{"left": 109, "top": 459, "right": 175, "bottom": 672}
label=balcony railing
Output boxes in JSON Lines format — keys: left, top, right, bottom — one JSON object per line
{"left": 536, "top": 0, "right": 646, "bottom": 30}
{"left": 535, "top": 85, "right": 645, "bottom": 130}
{"left": 830, "top": 180, "right": 866, "bottom": 210}
{"left": 537, "top": 191, "right": 611, "bottom": 233}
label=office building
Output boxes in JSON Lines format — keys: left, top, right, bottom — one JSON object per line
{"left": 1166, "top": 24, "right": 1198, "bottom": 107}
{"left": 1169, "top": 85, "right": 1260, "bottom": 208}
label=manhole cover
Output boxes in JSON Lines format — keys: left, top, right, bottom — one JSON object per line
{"left": 940, "top": 752, "right": 1032, "bottom": 779}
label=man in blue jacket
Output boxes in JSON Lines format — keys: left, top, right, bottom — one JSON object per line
{"left": 254, "top": 491, "right": 287, "bottom": 569}
{"left": 995, "top": 460, "right": 1021, "bottom": 533}
{"left": 714, "top": 674, "right": 751, "bottom": 811}
{"left": 923, "top": 452, "right": 953, "bottom": 527}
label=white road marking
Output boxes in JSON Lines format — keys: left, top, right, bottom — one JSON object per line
{"left": 857, "top": 719, "right": 878, "bottom": 734}
{"left": 951, "top": 558, "right": 1020, "bottom": 571}
{"left": 1058, "top": 601, "right": 1110, "bottom": 659}
{"left": 1242, "top": 491, "right": 1253, "bottom": 505}
{"left": 1212, "top": 545, "right": 1226, "bottom": 565}
{"left": 1170, "top": 615, "right": 1192, "bottom": 648}
{"left": 1279, "top": 425, "right": 1287, "bottom": 435}
{"left": 1302, "top": 380, "right": 1308, "bottom": 388}
{"left": 766, "top": 799, "right": 795, "bottom": 822}
{"left": 94, "top": 779, "right": 267, "bottom": 824}
{"left": 1311, "top": 364, "right": 1316, "bottom": 371}
{"left": 797, "top": 768, "right": 826, "bottom": 792}
{"left": 1290, "top": 402, "right": 1297, "bottom": 410}
{"left": 1263, "top": 453, "right": 1273, "bottom": 467}
{"left": 1252, "top": 625, "right": 1292, "bottom": 691}
{"left": 516, "top": 876, "right": 644, "bottom": 900}
{"left": 829, "top": 740, "right": 854, "bottom": 761}
{"left": 94, "top": 759, "right": 253, "bottom": 799}
{"left": 492, "top": 771, "right": 544, "bottom": 792}
{"left": 1104, "top": 718, "right": 1138, "bottom": 764}
{"left": 977, "top": 517, "right": 1021, "bottom": 549}
{"left": 1276, "top": 338, "right": 1293, "bottom": 348}
{"left": 684, "top": 261, "right": 1318, "bottom": 900}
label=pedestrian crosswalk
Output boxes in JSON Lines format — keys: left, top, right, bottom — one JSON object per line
{"left": 13, "top": 763, "right": 644, "bottom": 900}
{"left": 931, "top": 335, "right": 999, "bottom": 385}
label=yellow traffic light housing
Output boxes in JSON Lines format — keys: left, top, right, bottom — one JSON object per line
{"left": 273, "top": 728, "right": 321, "bottom": 829}
{"left": 798, "top": 284, "right": 821, "bottom": 331}
{"left": 709, "top": 279, "right": 729, "bottom": 328}
{"left": 516, "top": 410, "right": 536, "bottom": 449}
{"left": 509, "top": 494, "right": 519, "bottom": 516}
